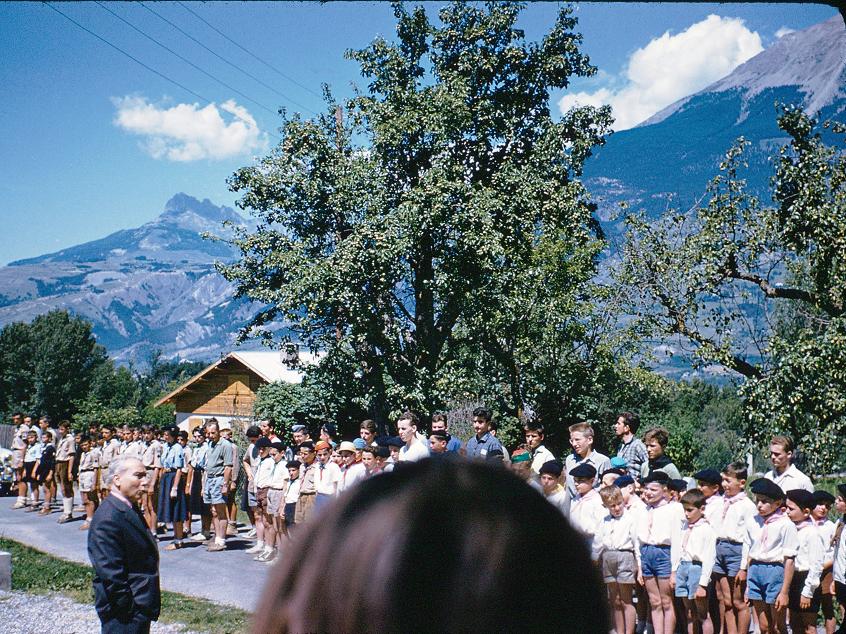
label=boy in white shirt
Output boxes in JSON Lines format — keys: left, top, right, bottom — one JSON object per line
{"left": 713, "top": 462, "right": 757, "bottom": 634}
{"left": 672, "top": 489, "right": 717, "bottom": 634}
{"left": 261, "top": 441, "right": 291, "bottom": 564}
{"left": 693, "top": 469, "right": 723, "bottom": 528}
{"left": 638, "top": 470, "right": 684, "bottom": 634}
{"left": 247, "top": 438, "right": 274, "bottom": 559}
{"left": 811, "top": 490, "right": 837, "bottom": 634}
{"left": 593, "top": 485, "right": 642, "bottom": 634}
{"left": 314, "top": 440, "right": 342, "bottom": 510}
{"left": 569, "top": 463, "right": 607, "bottom": 546}
{"left": 283, "top": 460, "right": 302, "bottom": 531}
{"left": 745, "top": 478, "right": 799, "bottom": 634}
{"left": 785, "top": 489, "right": 825, "bottom": 634}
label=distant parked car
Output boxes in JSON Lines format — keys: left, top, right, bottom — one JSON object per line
{"left": 0, "top": 447, "right": 15, "bottom": 496}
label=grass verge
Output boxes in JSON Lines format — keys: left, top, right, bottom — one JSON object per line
{"left": 0, "top": 538, "right": 250, "bottom": 633}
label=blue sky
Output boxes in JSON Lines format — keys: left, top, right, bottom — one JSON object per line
{"left": 0, "top": 2, "right": 837, "bottom": 265}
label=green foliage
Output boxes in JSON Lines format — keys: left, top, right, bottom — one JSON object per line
{"left": 618, "top": 107, "right": 846, "bottom": 472}
{"left": 220, "top": 2, "right": 612, "bottom": 428}
{"left": 0, "top": 310, "right": 108, "bottom": 420}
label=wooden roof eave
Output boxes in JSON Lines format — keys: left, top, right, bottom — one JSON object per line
{"left": 154, "top": 355, "right": 231, "bottom": 407}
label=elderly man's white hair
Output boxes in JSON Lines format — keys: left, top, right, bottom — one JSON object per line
{"left": 106, "top": 455, "right": 141, "bottom": 484}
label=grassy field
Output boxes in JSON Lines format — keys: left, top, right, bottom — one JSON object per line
{"left": 0, "top": 538, "right": 250, "bottom": 634}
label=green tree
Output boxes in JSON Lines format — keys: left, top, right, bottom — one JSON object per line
{"left": 220, "top": 2, "right": 612, "bottom": 426}
{"left": 618, "top": 107, "right": 846, "bottom": 471}
{"left": 0, "top": 310, "right": 108, "bottom": 420}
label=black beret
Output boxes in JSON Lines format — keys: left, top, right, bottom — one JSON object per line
{"left": 813, "top": 490, "right": 835, "bottom": 505}
{"left": 374, "top": 435, "right": 391, "bottom": 447}
{"left": 321, "top": 423, "right": 337, "bottom": 436}
{"left": 786, "top": 489, "right": 815, "bottom": 510}
{"left": 570, "top": 463, "right": 597, "bottom": 479}
{"left": 693, "top": 469, "right": 722, "bottom": 485}
{"left": 255, "top": 437, "right": 272, "bottom": 449}
{"left": 386, "top": 436, "right": 404, "bottom": 448}
{"left": 539, "top": 460, "right": 563, "bottom": 477}
{"left": 614, "top": 475, "right": 635, "bottom": 487}
{"left": 837, "top": 484, "right": 846, "bottom": 500}
{"left": 270, "top": 441, "right": 285, "bottom": 452}
{"left": 375, "top": 446, "right": 391, "bottom": 459}
{"left": 750, "top": 478, "right": 785, "bottom": 500}
{"left": 642, "top": 470, "right": 670, "bottom": 485}
{"left": 669, "top": 479, "right": 689, "bottom": 493}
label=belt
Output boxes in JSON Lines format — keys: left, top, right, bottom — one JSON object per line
{"left": 269, "top": 487, "right": 286, "bottom": 491}
{"left": 750, "top": 560, "right": 783, "bottom": 566}
{"left": 608, "top": 549, "right": 635, "bottom": 553}
{"left": 718, "top": 539, "right": 743, "bottom": 545}
{"left": 299, "top": 491, "right": 316, "bottom": 496}
{"left": 163, "top": 468, "right": 177, "bottom": 473}
{"left": 645, "top": 543, "right": 671, "bottom": 549}
{"left": 79, "top": 468, "right": 95, "bottom": 472}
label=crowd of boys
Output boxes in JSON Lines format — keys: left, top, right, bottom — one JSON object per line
{"left": 6, "top": 408, "right": 846, "bottom": 634}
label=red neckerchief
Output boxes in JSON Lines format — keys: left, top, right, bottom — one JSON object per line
{"left": 683, "top": 516, "right": 708, "bottom": 550}
{"left": 722, "top": 491, "right": 747, "bottom": 519}
{"left": 761, "top": 509, "right": 785, "bottom": 548}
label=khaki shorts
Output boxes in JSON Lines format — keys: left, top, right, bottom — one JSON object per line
{"left": 79, "top": 471, "right": 96, "bottom": 493}
{"left": 602, "top": 550, "right": 637, "bottom": 584}
{"left": 295, "top": 493, "right": 316, "bottom": 524}
{"left": 267, "top": 489, "right": 285, "bottom": 516}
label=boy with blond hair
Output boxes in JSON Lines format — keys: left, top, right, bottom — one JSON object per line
{"left": 593, "top": 485, "right": 642, "bottom": 634}
{"left": 565, "top": 422, "right": 610, "bottom": 501}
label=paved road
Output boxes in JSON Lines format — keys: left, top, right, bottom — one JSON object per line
{"left": 0, "top": 495, "right": 271, "bottom": 611}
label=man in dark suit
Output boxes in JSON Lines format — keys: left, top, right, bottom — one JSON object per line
{"left": 87, "top": 455, "right": 161, "bottom": 633}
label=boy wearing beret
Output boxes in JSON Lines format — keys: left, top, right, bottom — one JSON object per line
{"left": 539, "top": 460, "right": 568, "bottom": 515}
{"left": 785, "top": 489, "right": 825, "bottom": 634}
{"left": 569, "top": 463, "right": 607, "bottom": 546}
{"left": 745, "top": 478, "right": 799, "bottom": 634}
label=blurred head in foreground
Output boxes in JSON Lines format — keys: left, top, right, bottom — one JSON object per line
{"left": 253, "top": 459, "right": 608, "bottom": 634}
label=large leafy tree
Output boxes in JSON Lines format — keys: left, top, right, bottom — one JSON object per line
{"left": 221, "top": 2, "right": 612, "bottom": 426}
{"left": 0, "top": 310, "right": 108, "bottom": 420}
{"left": 618, "top": 107, "right": 846, "bottom": 470}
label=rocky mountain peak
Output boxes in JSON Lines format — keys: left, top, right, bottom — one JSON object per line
{"left": 158, "top": 193, "right": 247, "bottom": 233}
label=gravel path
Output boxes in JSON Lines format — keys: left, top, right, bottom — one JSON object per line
{"left": 0, "top": 590, "right": 202, "bottom": 633}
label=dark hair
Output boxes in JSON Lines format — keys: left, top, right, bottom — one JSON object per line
{"left": 681, "top": 489, "right": 706, "bottom": 508}
{"left": 80, "top": 434, "right": 92, "bottom": 443}
{"left": 178, "top": 431, "right": 188, "bottom": 441}
{"left": 722, "top": 461, "right": 747, "bottom": 481}
{"left": 472, "top": 407, "right": 492, "bottom": 423}
{"left": 246, "top": 425, "right": 262, "bottom": 438}
{"left": 431, "top": 412, "right": 448, "bottom": 424}
{"left": 360, "top": 419, "right": 377, "bottom": 433}
{"left": 617, "top": 411, "right": 640, "bottom": 434}
{"left": 253, "top": 460, "right": 608, "bottom": 634}
{"left": 523, "top": 421, "right": 545, "bottom": 434}
{"left": 398, "top": 410, "right": 419, "bottom": 426}
{"left": 299, "top": 441, "right": 315, "bottom": 452}
{"left": 58, "top": 419, "right": 70, "bottom": 429}
{"left": 39, "top": 415, "right": 52, "bottom": 424}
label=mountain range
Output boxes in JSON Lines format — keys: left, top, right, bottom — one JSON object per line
{"left": 0, "top": 16, "right": 843, "bottom": 370}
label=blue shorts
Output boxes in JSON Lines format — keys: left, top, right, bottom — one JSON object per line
{"left": 675, "top": 561, "right": 704, "bottom": 598}
{"left": 203, "top": 475, "right": 226, "bottom": 505}
{"left": 641, "top": 544, "right": 672, "bottom": 579}
{"left": 713, "top": 540, "right": 743, "bottom": 577}
{"left": 746, "top": 562, "right": 785, "bottom": 604}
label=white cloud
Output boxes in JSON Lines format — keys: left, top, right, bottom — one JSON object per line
{"left": 112, "top": 96, "right": 267, "bottom": 161}
{"left": 559, "top": 15, "right": 763, "bottom": 130}
{"left": 775, "top": 26, "right": 795, "bottom": 39}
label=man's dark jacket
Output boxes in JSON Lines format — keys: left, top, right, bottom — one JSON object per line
{"left": 87, "top": 493, "right": 161, "bottom": 624}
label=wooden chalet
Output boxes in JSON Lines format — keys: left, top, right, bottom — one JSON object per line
{"left": 155, "top": 350, "right": 316, "bottom": 432}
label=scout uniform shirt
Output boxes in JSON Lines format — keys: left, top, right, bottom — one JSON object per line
{"left": 592, "top": 509, "right": 642, "bottom": 568}
{"left": 142, "top": 439, "right": 163, "bottom": 470}
{"left": 569, "top": 488, "right": 607, "bottom": 544}
{"left": 100, "top": 438, "right": 121, "bottom": 469}
{"left": 717, "top": 491, "right": 759, "bottom": 571}
{"left": 315, "top": 460, "right": 342, "bottom": 495}
{"left": 78, "top": 447, "right": 101, "bottom": 492}
{"left": 671, "top": 517, "right": 717, "bottom": 586}
{"left": 530, "top": 444, "right": 556, "bottom": 476}
{"left": 746, "top": 510, "right": 799, "bottom": 564}
{"left": 794, "top": 520, "right": 825, "bottom": 598}
{"left": 56, "top": 433, "right": 76, "bottom": 462}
